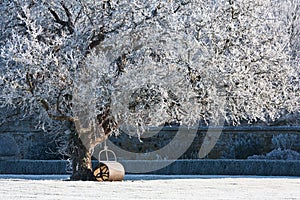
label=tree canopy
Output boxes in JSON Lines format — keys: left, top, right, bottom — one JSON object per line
{"left": 0, "top": 0, "right": 299, "bottom": 179}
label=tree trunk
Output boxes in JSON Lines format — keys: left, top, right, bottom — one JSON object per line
{"left": 68, "top": 123, "right": 95, "bottom": 181}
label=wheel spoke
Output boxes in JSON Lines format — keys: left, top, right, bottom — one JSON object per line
{"left": 94, "top": 164, "right": 110, "bottom": 181}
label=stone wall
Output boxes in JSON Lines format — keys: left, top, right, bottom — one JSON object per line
{"left": 97, "top": 126, "right": 300, "bottom": 160}
{"left": 1, "top": 117, "right": 300, "bottom": 160}
{"left": 0, "top": 119, "right": 61, "bottom": 160}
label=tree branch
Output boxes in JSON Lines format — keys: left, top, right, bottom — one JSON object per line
{"left": 88, "top": 29, "right": 105, "bottom": 50}
{"left": 26, "top": 73, "right": 34, "bottom": 94}
{"left": 48, "top": 114, "right": 74, "bottom": 122}
{"left": 60, "top": 1, "right": 74, "bottom": 33}
{"left": 48, "top": 5, "right": 74, "bottom": 34}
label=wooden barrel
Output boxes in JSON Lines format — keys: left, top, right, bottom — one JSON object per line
{"left": 93, "top": 161, "right": 125, "bottom": 181}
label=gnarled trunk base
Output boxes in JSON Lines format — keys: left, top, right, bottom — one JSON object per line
{"left": 68, "top": 125, "right": 95, "bottom": 181}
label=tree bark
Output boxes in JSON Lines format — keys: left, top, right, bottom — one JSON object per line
{"left": 68, "top": 123, "right": 95, "bottom": 181}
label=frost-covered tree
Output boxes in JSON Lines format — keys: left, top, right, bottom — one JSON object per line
{"left": 0, "top": 0, "right": 299, "bottom": 180}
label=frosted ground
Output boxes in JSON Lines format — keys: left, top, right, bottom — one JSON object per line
{"left": 0, "top": 175, "right": 300, "bottom": 200}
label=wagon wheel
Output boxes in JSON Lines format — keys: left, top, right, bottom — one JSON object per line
{"left": 93, "top": 163, "right": 109, "bottom": 181}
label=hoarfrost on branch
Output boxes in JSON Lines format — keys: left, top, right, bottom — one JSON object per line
{"left": 0, "top": 0, "right": 299, "bottom": 141}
